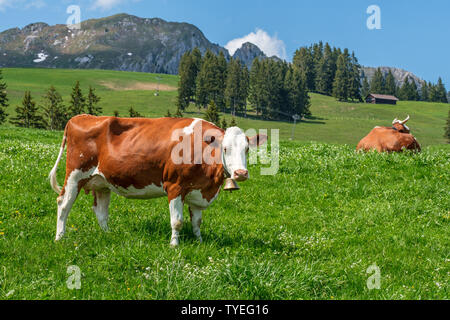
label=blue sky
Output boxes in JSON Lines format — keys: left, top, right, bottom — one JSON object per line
{"left": 0, "top": 0, "right": 449, "bottom": 88}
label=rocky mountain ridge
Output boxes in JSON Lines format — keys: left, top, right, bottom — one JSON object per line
{"left": 0, "top": 13, "right": 426, "bottom": 88}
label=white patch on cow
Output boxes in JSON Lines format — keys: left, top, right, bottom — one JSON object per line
{"left": 403, "top": 124, "right": 409, "bottom": 131}
{"left": 222, "top": 127, "right": 249, "bottom": 180}
{"left": 86, "top": 166, "right": 166, "bottom": 199}
{"left": 55, "top": 168, "right": 95, "bottom": 241}
{"left": 112, "top": 183, "right": 166, "bottom": 199}
{"left": 183, "top": 118, "right": 202, "bottom": 135}
{"left": 185, "top": 189, "right": 220, "bottom": 209}
{"left": 169, "top": 196, "right": 183, "bottom": 246}
{"left": 80, "top": 152, "right": 84, "bottom": 158}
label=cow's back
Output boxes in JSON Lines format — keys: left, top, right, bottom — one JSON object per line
{"left": 357, "top": 127, "right": 420, "bottom": 152}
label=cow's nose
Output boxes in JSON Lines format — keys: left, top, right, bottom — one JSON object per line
{"left": 234, "top": 169, "right": 248, "bottom": 181}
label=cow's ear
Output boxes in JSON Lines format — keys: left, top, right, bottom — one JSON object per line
{"left": 248, "top": 134, "right": 268, "bottom": 148}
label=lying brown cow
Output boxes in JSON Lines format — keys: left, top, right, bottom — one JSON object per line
{"left": 49, "top": 115, "right": 267, "bottom": 246}
{"left": 357, "top": 116, "right": 421, "bottom": 152}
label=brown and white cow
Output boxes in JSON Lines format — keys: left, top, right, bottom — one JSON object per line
{"left": 356, "top": 115, "right": 421, "bottom": 153}
{"left": 49, "top": 115, "right": 267, "bottom": 246}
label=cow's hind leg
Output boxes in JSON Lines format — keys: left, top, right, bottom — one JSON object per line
{"left": 189, "top": 207, "right": 203, "bottom": 243}
{"left": 55, "top": 171, "right": 83, "bottom": 241}
{"left": 169, "top": 195, "right": 184, "bottom": 247}
{"left": 93, "top": 189, "right": 111, "bottom": 232}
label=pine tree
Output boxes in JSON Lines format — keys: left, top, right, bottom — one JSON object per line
{"left": 216, "top": 51, "right": 228, "bottom": 111}
{"left": 0, "top": 69, "right": 8, "bottom": 125}
{"left": 220, "top": 117, "right": 228, "bottom": 129}
{"left": 225, "top": 58, "right": 243, "bottom": 115}
{"left": 68, "top": 81, "right": 86, "bottom": 118}
{"left": 128, "top": 106, "right": 142, "bottom": 118}
{"left": 315, "top": 43, "right": 334, "bottom": 95}
{"left": 398, "top": 77, "right": 411, "bottom": 100}
{"left": 285, "top": 66, "right": 311, "bottom": 117}
{"left": 41, "top": 86, "right": 67, "bottom": 130}
{"left": 370, "top": 68, "right": 385, "bottom": 94}
{"left": 177, "top": 50, "right": 199, "bottom": 110}
{"left": 196, "top": 50, "right": 219, "bottom": 108}
{"left": 361, "top": 76, "right": 370, "bottom": 99}
{"left": 293, "top": 47, "right": 315, "bottom": 91}
{"left": 166, "top": 109, "right": 172, "bottom": 117}
{"left": 421, "top": 82, "right": 429, "bottom": 101}
{"left": 10, "top": 91, "right": 44, "bottom": 128}
{"left": 204, "top": 100, "right": 220, "bottom": 125}
{"left": 113, "top": 110, "right": 120, "bottom": 117}
{"left": 348, "top": 52, "right": 362, "bottom": 101}
{"left": 435, "top": 77, "right": 448, "bottom": 103}
{"left": 240, "top": 65, "right": 250, "bottom": 117}
{"left": 332, "top": 54, "right": 349, "bottom": 101}
{"left": 398, "top": 77, "right": 419, "bottom": 101}
{"left": 230, "top": 117, "right": 237, "bottom": 127}
{"left": 86, "top": 86, "right": 102, "bottom": 116}
{"left": 384, "top": 70, "right": 397, "bottom": 96}
{"left": 248, "top": 58, "right": 263, "bottom": 116}
{"left": 410, "top": 80, "right": 420, "bottom": 101}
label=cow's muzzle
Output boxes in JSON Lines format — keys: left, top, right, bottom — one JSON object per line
{"left": 233, "top": 169, "right": 249, "bottom": 182}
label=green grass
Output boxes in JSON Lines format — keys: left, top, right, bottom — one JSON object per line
{"left": 0, "top": 127, "right": 448, "bottom": 300}
{"left": 0, "top": 68, "right": 449, "bottom": 299}
{"left": 2, "top": 68, "right": 449, "bottom": 146}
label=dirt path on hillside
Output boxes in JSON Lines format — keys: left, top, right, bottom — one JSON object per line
{"left": 99, "top": 81, "right": 177, "bottom": 91}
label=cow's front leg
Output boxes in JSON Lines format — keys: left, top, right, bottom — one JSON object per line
{"left": 189, "top": 207, "right": 203, "bottom": 243}
{"left": 169, "top": 195, "right": 184, "bottom": 247}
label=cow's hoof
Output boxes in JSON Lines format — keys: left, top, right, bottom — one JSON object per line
{"left": 170, "top": 238, "right": 179, "bottom": 247}
{"left": 55, "top": 234, "right": 64, "bottom": 241}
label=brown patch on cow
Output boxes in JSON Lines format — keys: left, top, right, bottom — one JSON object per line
{"left": 357, "top": 126, "right": 421, "bottom": 153}
{"left": 99, "top": 81, "right": 177, "bottom": 92}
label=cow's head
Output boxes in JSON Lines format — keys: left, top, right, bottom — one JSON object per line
{"left": 392, "top": 115, "right": 411, "bottom": 133}
{"left": 221, "top": 127, "right": 267, "bottom": 182}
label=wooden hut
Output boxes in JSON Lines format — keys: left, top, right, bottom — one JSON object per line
{"left": 365, "top": 94, "right": 399, "bottom": 105}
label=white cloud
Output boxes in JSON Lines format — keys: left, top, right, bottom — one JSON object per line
{"left": 225, "top": 29, "right": 287, "bottom": 60}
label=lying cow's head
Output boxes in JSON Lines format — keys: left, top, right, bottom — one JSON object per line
{"left": 221, "top": 127, "right": 267, "bottom": 182}
{"left": 392, "top": 115, "right": 411, "bottom": 133}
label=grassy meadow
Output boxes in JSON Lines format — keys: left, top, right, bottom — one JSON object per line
{"left": 0, "top": 68, "right": 449, "bottom": 300}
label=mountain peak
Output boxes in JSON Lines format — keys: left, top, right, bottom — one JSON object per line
{"left": 232, "top": 42, "right": 266, "bottom": 68}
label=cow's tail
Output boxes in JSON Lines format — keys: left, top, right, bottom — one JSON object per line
{"left": 49, "top": 127, "right": 68, "bottom": 194}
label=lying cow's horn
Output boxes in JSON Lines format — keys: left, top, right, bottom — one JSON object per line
{"left": 400, "top": 115, "right": 410, "bottom": 124}
{"left": 224, "top": 178, "right": 240, "bottom": 192}
{"left": 392, "top": 118, "right": 399, "bottom": 124}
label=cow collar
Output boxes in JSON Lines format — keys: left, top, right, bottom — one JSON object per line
{"left": 221, "top": 147, "right": 231, "bottom": 178}
{"left": 391, "top": 126, "right": 398, "bottom": 131}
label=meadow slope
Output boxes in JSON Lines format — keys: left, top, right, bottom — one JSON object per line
{"left": 2, "top": 68, "right": 449, "bottom": 146}
{"left": 0, "top": 128, "right": 448, "bottom": 299}
{"left": 0, "top": 68, "right": 449, "bottom": 300}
